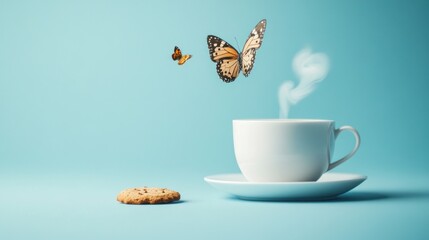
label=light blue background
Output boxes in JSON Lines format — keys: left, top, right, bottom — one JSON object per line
{"left": 1, "top": 0, "right": 428, "bottom": 239}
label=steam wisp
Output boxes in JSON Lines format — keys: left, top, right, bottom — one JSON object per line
{"left": 278, "top": 48, "right": 330, "bottom": 118}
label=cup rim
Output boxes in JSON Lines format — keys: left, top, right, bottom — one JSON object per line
{"left": 233, "top": 119, "right": 334, "bottom": 123}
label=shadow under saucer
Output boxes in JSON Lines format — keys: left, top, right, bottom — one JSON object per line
{"left": 333, "top": 190, "right": 429, "bottom": 202}
{"left": 327, "top": 191, "right": 388, "bottom": 202}
{"left": 225, "top": 190, "right": 429, "bottom": 203}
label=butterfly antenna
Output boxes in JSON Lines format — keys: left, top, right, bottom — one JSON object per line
{"left": 234, "top": 37, "right": 241, "bottom": 51}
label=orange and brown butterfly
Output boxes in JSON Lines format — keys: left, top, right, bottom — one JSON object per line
{"left": 171, "top": 46, "right": 192, "bottom": 65}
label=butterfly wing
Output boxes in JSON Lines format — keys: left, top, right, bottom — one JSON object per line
{"left": 178, "top": 54, "right": 192, "bottom": 65}
{"left": 207, "top": 35, "right": 241, "bottom": 82}
{"left": 172, "top": 46, "right": 182, "bottom": 61}
{"left": 241, "top": 19, "right": 267, "bottom": 77}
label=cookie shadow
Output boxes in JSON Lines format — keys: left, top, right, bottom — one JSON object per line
{"left": 166, "top": 200, "right": 187, "bottom": 204}
{"left": 118, "top": 200, "right": 187, "bottom": 205}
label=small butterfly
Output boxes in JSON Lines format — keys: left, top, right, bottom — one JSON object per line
{"left": 171, "top": 46, "right": 192, "bottom": 65}
{"left": 207, "top": 19, "right": 267, "bottom": 83}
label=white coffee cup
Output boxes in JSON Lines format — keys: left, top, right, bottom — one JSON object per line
{"left": 233, "top": 119, "right": 360, "bottom": 182}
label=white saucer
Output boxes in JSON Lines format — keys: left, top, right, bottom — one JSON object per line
{"left": 204, "top": 172, "right": 367, "bottom": 201}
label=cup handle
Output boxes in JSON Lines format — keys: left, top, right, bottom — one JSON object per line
{"left": 328, "top": 126, "right": 361, "bottom": 171}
